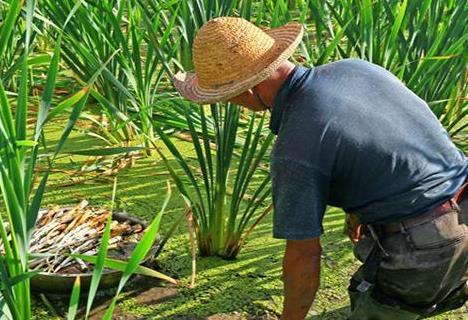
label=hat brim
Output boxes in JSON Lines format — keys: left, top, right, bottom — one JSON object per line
{"left": 173, "top": 22, "right": 304, "bottom": 104}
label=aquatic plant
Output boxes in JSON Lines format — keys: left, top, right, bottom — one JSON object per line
{"left": 0, "top": 2, "right": 175, "bottom": 318}
{"left": 0, "top": 1, "right": 90, "bottom": 317}
{"left": 41, "top": 0, "right": 178, "bottom": 150}
{"left": 296, "top": 0, "right": 467, "bottom": 146}
{"left": 155, "top": 101, "right": 273, "bottom": 259}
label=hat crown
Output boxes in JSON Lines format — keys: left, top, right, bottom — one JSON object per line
{"left": 193, "top": 17, "right": 275, "bottom": 89}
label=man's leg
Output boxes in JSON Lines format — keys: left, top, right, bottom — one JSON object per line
{"left": 425, "top": 282, "right": 468, "bottom": 317}
{"left": 377, "top": 204, "right": 467, "bottom": 307}
{"left": 349, "top": 289, "right": 421, "bottom": 320}
{"left": 347, "top": 201, "right": 467, "bottom": 319}
{"left": 347, "top": 232, "right": 373, "bottom": 311}
{"left": 348, "top": 258, "right": 421, "bottom": 320}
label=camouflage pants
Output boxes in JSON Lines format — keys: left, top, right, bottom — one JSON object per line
{"left": 348, "top": 196, "right": 468, "bottom": 320}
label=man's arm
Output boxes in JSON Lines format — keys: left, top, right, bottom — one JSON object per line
{"left": 281, "top": 238, "right": 321, "bottom": 320}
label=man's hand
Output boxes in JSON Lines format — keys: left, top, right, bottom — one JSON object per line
{"left": 345, "top": 213, "right": 363, "bottom": 244}
{"left": 281, "top": 238, "right": 321, "bottom": 320}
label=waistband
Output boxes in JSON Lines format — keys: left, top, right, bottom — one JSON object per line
{"left": 378, "top": 182, "right": 466, "bottom": 235}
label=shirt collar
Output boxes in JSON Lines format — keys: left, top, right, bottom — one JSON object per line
{"left": 269, "top": 65, "right": 308, "bottom": 135}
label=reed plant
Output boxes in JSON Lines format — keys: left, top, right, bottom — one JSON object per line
{"left": 0, "top": 1, "right": 175, "bottom": 318}
{"left": 297, "top": 0, "right": 467, "bottom": 147}
{"left": 144, "top": 0, "right": 276, "bottom": 259}
{"left": 41, "top": 0, "right": 179, "bottom": 150}
{"left": 0, "top": 1, "right": 90, "bottom": 317}
{"left": 155, "top": 101, "right": 273, "bottom": 259}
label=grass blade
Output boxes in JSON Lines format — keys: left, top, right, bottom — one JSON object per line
{"left": 85, "top": 214, "right": 112, "bottom": 319}
{"left": 0, "top": 0, "right": 22, "bottom": 58}
{"left": 71, "top": 254, "right": 178, "bottom": 285}
{"left": 45, "top": 87, "right": 89, "bottom": 123}
{"left": 102, "top": 182, "right": 172, "bottom": 320}
{"left": 67, "top": 146, "right": 145, "bottom": 156}
{"left": 67, "top": 276, "right": 81, "bottom": 320}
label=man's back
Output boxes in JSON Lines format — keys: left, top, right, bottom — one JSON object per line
{"left": 270, "top": 59, "right": 467, "bottom": 238}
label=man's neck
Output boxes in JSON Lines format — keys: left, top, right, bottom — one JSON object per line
{"left": 256, "top": 61, "right": 296, "bottom": 108}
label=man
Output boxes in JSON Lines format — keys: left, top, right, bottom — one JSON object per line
{"left": 173, "top": 17, "right": 467, "bottom": 319}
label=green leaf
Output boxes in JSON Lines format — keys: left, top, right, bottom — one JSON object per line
{"left": 85, "top": 214, "right": 112, "bottom": 318}
{"left": 15, "top": 140, "right": 38, "bottom": 147}
{"left": 0, "top": 255, "right": 21, "bottom": 319}
{"left": 0, "top": 294, "right": 13, "bottom": 320}
{"left": 0, "top": 80, "right": 15, "bottom": 140}
{"left": 387, "top": 0, "right": 408, "bottom": 49}
{"left": 67, "top": 276, "right": 81, "bottom": 320}
{"left": 52, "top": 92, "right": 90, "bottom": 160}
{"left": 66, "top": 146, "right": 145, "bottom": 156}
{"left": 71, "top": 254, "right": 178, "bottom": 285}
{"left": 0, "top": 0, "right": 22, "bottom": 58}
{"left": 0, "top": 162, "right": 27, "bottom": 262}
{"left": 102, "top": 182, "right": 172, "bottom": 320}
{"left": 35, "top": 33, "right": 63, "bottom": 140}
{"left": 27, "top": 54, "right": 52, "bottom": 66}
{"left": 27, "top": 172, "right": 49, "bottom": 240}
{"left": 317, "top": 22, "right": 349, "bottom": 65}
{"left": 0, "top": 270, "right": 40, "bottom": 289}
{"left": 45, "top": 87, "right": 90, "bottom": 123}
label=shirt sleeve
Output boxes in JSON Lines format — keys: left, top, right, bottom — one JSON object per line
{"left": 271, "top": 157, "right": 330, "bottom": 240}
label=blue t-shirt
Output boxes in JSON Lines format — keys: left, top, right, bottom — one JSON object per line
{"left": 270, "top": 59, "right": 467, "bottom": 240}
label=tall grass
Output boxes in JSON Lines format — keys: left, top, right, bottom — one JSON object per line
{"left": 146, "top": 0, "right": 277, "bottom": 259}
{"left": 298, "top": 0, "right": 467, "bottom": 147}
{"left": 0, "top": 1, "right": 90, "bottom": 317}
{"left": 41, "top": 0, "right": 178, "bottom": 150}
{"left": 0, "top": 1, "right": 176, "bottom": 318}
{"left": 155, "top": 101, "right": 273, "bottom": 258}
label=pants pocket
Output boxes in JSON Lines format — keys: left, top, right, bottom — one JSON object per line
{"left": 407, "top": 210, "right": 466, "bottom": 250}
{"left": 377, "top": 227, "right": 468, "bottom": 306}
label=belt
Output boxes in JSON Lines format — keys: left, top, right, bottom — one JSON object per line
{"left": 380, "top": 182, "right": 467, "bottom": 235}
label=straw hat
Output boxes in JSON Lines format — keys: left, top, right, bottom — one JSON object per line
{"left": 173, "top": 17, "right": 304, "bottom": 104}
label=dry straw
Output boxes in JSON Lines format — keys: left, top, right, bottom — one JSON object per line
{"left": 173, "top": 17, "right": 304, "bottom": 103}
